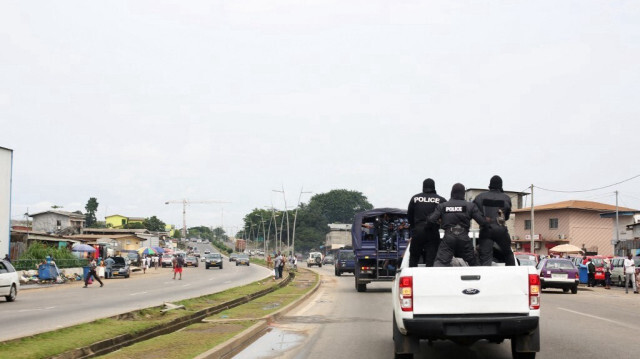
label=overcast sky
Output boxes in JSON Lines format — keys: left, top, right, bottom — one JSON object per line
{"left": 1, "top": 1, "right": 639, "bottom": 235}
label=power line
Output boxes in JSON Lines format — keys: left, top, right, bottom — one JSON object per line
{"left": 534, "top": 174, "right": 640, "bottom": 193}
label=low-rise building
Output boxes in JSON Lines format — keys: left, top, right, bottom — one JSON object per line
{"left": 29, "top": 210, "right": 85, "bottom": 234}
{"left": 105, "top": 214, "right": 144, "bottom": 229}
{"left": 325, "top": 223, "right": 352, "bottom": 250}
{"left": 513, "top": 200, "right": 637, "bottom": 256}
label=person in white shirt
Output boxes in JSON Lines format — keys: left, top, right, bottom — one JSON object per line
{"left": 623, "top": 254, "right": 638, "bottom": 294}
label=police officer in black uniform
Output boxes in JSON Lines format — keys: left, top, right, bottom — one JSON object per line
{"left": 407, "top": 178, "right": 446, "bottom": 267}
{"left": 429, "top": 183, "right": 487, "bottom": 267}
{"left": 474, "top": 175, "right": 515, "bottom": 266}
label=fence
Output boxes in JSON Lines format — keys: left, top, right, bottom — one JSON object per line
{"left": 12, "top": 258, "right": 90, "bottom": 271}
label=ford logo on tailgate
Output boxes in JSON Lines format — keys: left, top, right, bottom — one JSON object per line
{"left": 462, "top": 288, "right": 480, "bottom": 295}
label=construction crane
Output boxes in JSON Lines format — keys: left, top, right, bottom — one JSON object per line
{"left": 164, "top": 199, "right": 230, "bottom": 239}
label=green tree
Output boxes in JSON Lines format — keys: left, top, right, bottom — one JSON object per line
{"left": 122, "top": 222, "right": 146, "bottom": 229}
{"left": 212, "top": 227, "right": 228, "bottom": 241}
{"left": 143, "top": 216, "right": 166, "bottom": 232}
{"left": 84, "top": 197, "right": 99, "bottom": 227}
{"left": 293, "top": 204, "right": 329, "bottom": 252}
{"left": 307, "top": 189, "right": 373, "bottom": 224}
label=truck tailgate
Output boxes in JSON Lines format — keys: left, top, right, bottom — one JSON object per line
{"left": 412, "top": 266, "right": 531, "bottom": 315}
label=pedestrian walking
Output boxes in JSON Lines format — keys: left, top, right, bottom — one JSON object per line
{"left": 278, "top": 254, "right": 285, "bottom": 278}
{"left": 587, "top": 259, "right": 596, "bottom": 287}
{"left": 142, "top": 255, "right": 148, "bottom": 274}
{"left": 83, "top": 258, "right": 103, "bottom": 288}
{"left": 428, "top": 183, "right": 487, "bottom": 267}
{"left": 104, "top": 256, "right": 115, "bottom": 279}
{"left": 623, "top": 253, "right": 638, "bottom": 294}
{"left": 153, "top": 255, "right": 159, "bottom": 270}
{"left": 407, "top": 178, "right": 446, "bottom": 267}
{"left": 604, "top": 257, "right": 612, "bottom": 289}
{"left": 173, "top": 254, "right": 184, "bottom": 280}
{"left": 274, "top": 252, "right": 282, "bottom": 279}
{"left": 474, "top": 175, "right": 515, "bottom": 266}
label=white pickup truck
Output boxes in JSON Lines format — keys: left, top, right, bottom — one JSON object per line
{"left": 392, "top": 245, "right": 541, "bottom": 359}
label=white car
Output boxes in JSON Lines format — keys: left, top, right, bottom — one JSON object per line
{"left": 0, "top": 259, "right": 19, "bottom": 302}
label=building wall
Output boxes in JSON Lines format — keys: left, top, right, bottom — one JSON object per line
{"left": 33, "top": 213, "right": 73, "bottom": 233}
{"left": 106, "top": 215, "right": 128, "bottom": 228}
{"left": 325, "top": 230, "right": 351, "bottom": 248}
{"left": 514, "top": 209, "right": 614, "bottom": 256}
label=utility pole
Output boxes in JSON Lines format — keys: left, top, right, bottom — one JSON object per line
{"left": 530, "top": 184, "right": 535, "bottom": 254}
{"left": 165, "top": 199, "right": 230, "bottom": 239}
{"left": 615, "top": 190, "right": 620, "bottom": 256}
{"left": 291, "top": 187, "right": 312, "bottom": 258}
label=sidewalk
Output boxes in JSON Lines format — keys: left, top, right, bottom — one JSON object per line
{"left": 20, "top": 265, "right": 171, "bottom": 291}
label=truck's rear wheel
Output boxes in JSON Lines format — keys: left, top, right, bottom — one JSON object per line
{"left": 356, "top": 283, "right": 367, "bottom": 292}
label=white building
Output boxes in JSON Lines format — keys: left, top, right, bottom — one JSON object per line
{"left": 325, "top": 223, "right": 352, "bottom": 250}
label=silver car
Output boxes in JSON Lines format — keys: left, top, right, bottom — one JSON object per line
{"left": 0, "top": 259, "right": 19, "bottom": 302}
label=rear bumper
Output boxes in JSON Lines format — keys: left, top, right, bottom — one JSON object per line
{"left": 403, "top": 315, "right": 538, "bottom": 339}
{"left": 541, "top": 278, "right": 579, "bottom": 288}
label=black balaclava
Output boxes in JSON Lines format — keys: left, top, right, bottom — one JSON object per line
{"left": 423, "top": 178, "right": 436, "bottom": 193}
{"left": 451, "top": 183, "right": 466, "bottom": 200}
{"left": 489, "top": 175, "right": 503, "bottom": 191}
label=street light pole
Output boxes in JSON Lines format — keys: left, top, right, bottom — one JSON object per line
{"left": 292, "top": 187, "right": 312, "bottom": 258}
{"left": 273, "top": 187, "right": 290, "bottom": 255}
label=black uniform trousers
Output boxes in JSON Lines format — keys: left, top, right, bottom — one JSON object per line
{"left": 434, "top": 230, "right": 478, "bottom": 267}
{"left": 409, "top": 224, "right": 440, "bottom": 267}
{"left": 478, "top": 225, "right": 515, "bottom": 266}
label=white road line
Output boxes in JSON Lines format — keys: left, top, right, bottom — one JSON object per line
{"left": 558, "top": 307, "right": 640, "bottom": 330}
{"left": 182, "top": 284, "right": 192, "bottom": 287}
{"left": 129, "top": 291, "right": 148, "bottom": 296}
{"left": 224, "top": 280, "right": 232, "bottom": 284}
{"left": 17, "top": 307, "right": 55, "bottom": 313}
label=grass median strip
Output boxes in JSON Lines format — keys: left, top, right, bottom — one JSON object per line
{"left": 0, "top": 277, "right": 283, "bottom": 359}
{"left": 98, "top": 269, "right": 318, "bottom": 359}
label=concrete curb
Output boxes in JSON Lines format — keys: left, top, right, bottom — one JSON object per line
{"left": 195, "top": 269, "right": 322, "bottom": 359}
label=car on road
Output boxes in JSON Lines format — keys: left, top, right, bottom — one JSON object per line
{"left": 334, "top": 250, "right": 355, "bottom": 276}
{"left": 161, "top": 255, "right": 174, "bottom": 268}
{"left": 205, "top": 253, "right": 223, "bottom": 269}
{"left": 204, "top": 250, "right": 211, "bottom": 255}
{"left": 236, "top": 253, "right": 250, "bottom": 266}
{"left": 307, "top": 252, "right": 323, "bottom": 267}
{"left": 185, "top": 256, "right": 199, "bottom": 267}
{"left": 110, "top": 256, "right": 131, "bottom": 279}
{"left": 322, "top": 255, "right": 335, "bottom": 265}
{"left": 537, "top": 258, "right": 579, "bottom": 293}
{"left": 0, "top": 259, "right": 19, "bottom": 302}
{"left": 229, "top": 253, "right": 239, "bottom": 262}
{"left": 124, "top": 251, "right": 140, "bottom": 267}
{"left": 515, "top": 252, "right": 540, "bottom": 265}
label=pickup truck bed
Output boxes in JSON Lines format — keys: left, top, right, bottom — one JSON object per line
{"left": 392, "top": 246, "right": 540, "bottom": 359}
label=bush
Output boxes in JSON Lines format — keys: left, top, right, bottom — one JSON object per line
{"left": 15, "top": 242, "right": 88, "bottom": 269}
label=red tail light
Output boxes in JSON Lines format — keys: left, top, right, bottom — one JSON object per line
{"left": 399, "top": 276, "right": 413, "bottom": 312}
{"left": 529, "top": 274, "right": 540, "bottom": 310}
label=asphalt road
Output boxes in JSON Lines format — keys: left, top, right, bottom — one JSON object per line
{"left": 235, "top": 265, "right": 640, "bottom": 358}
{"left": 0, "top": 243, "right": 271, "bottom": 342}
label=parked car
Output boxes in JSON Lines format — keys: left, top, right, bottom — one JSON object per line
{"left": 205, "top": 253, "right": 223, "bottom": 269}
{"left": 514, "top": 252, "right": 540, "bottom": 265}
{"left": 536, "top": 258, "right": 579, "bottom": 294}
{"left": 584, "top": 255, "right": 608, "bottom": 286}
{"left": 229, "top": 253, "right": 239, "bottom": 262}
{"left": 322, "top": 255, "right": 335, "bottom": 265}
{"left": 161, "top": 255, "right": 174, "bottom": 268}
{"left": 124, "top": 251, "right": 140, "bottom": 267}
{"left": 110, "top": 256, "right": 131, "bottom": 279}
{"left": 0, "top": 259, "right": 19, "bottom": 302}
{"left": 307, "top": 252, "right": 323, "bottom": 267}
{"left": 335, "top": 250, "right": 355, "bottom": 276}
{"left": 185, "top": 256, "right": 199, "bottom": 267}
{"left": 236, "top": 253, "right": 250, "bottom": 266}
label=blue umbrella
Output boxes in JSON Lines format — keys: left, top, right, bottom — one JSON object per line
{"left": 151, "top": 246, "right": 165, "bottom": 254}
{"left": 72, "top": 243, "right": 96, "bottom": 252}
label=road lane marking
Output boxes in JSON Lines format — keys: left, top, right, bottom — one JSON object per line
{"left": 17, "top": 306, "right": 55, "bottom": 313}
{"left": 224, "top": 280, "right": 232, "bottom": 284}
{"left": 558, "top": 307, "right": 640, "bottom": 330}
{"left": 130, "top": 291, "right": 148, "bottom": 296}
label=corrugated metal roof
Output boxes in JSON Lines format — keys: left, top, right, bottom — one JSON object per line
{"left": 513, "top": 200, "right": 637, "bottom": 213}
